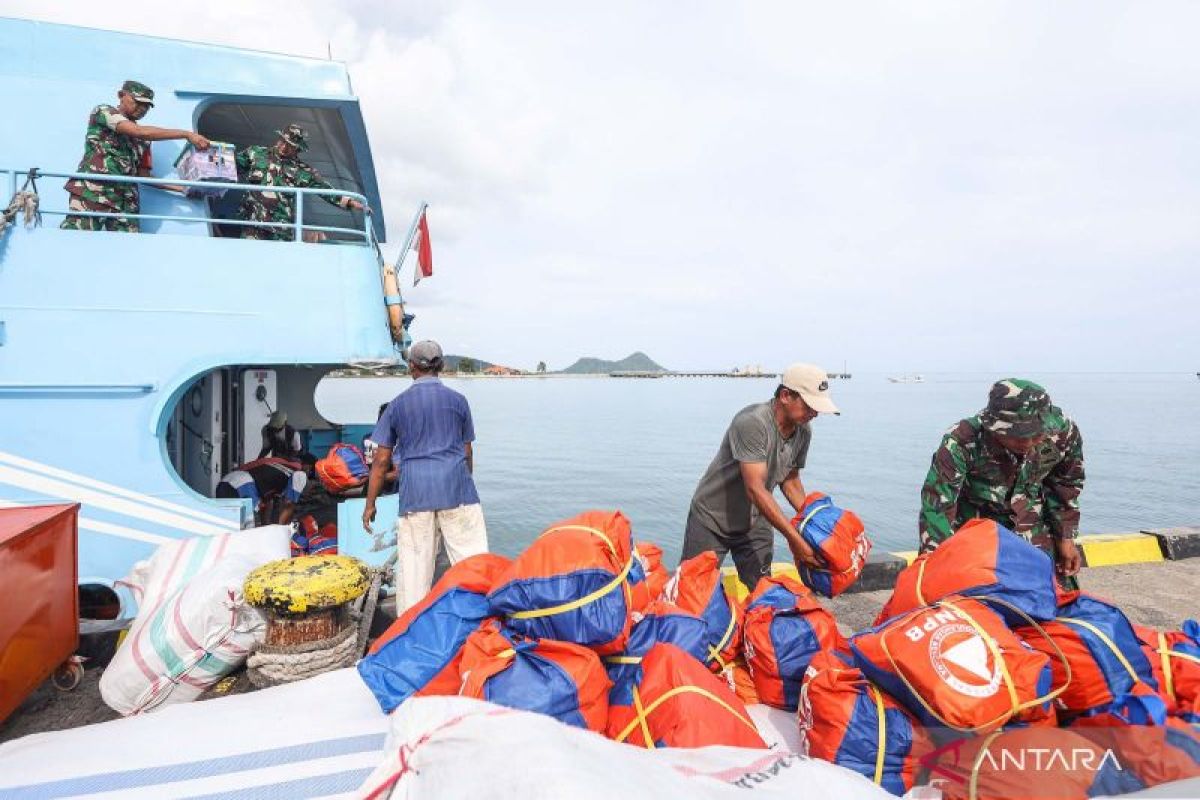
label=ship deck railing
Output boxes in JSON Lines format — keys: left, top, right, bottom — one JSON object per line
{"left": 3, "top": 167, "right": 375, "bottom": 244}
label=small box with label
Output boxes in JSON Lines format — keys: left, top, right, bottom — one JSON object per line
{"left": 174, "top": 141, "right": 237, "bottom": 197}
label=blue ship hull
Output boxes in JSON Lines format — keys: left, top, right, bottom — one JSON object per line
{"left": 0, "top": 18, "right": 410, "bottom": 602}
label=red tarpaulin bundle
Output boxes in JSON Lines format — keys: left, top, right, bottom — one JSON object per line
{"left": 851, "top": 595, "right": 1064, "bottom": 733}
{"left": 606, "top": 642, "right": 765, "bottom": 749}
{"left": 1134, "top": 621, "right": 1200, "bottom": 722}
{"left": 927, "top": 726, "right": 1143, "bottom": 800}
{"left": 875, "top": 519, "right": 1059, "bottom": 626}
{"left": 790, "top": 492, "right": 871, "bottom": 598}
{"left": 488, "top": 510, "right": 635, "bottom": 655}
{"left": 1016, "top": 592, "right": 1163, "bottom": 723}
{"left": 458, "top": 620, "right": 611, "bottom": 732}
{"left": 742, "top": 574, "right": 845, "bottom": 711}
{"left": 358, "top": 553, "right": 510, "bottom": 713}
{"left": 629, "top": 541, "right": 669, "bottom": 613}
{"left": 799, "top": 651, "right": 932, "bottom": 796}
{"left": 664, "top": 551, "right": 743, "bottom": 672}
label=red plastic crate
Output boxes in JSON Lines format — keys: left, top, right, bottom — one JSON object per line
{"left": 0, "top": 504, "right": 79, "bottom": 723}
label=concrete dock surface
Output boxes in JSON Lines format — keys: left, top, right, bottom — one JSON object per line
{"left": 829, "top": 558, "right": 1200, "bottom": 634}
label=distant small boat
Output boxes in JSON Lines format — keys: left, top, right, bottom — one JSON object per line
{"left": 887, "top": 374, "right": 925, "bottom": 384}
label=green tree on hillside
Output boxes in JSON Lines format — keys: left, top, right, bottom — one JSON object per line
{"left": 536, "top": 361, "right": 547, "bottom": 373}
{"left": 459, "top": 357, "right": 478, "bottom": 374}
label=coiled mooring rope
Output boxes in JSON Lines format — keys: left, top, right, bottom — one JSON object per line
{"left": 245, "top": 552, "right": 396, "bottom": 688}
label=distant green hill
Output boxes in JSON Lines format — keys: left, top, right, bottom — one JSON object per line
{"left": 560, "top": 352, "right": 667, "bottom": 374}
{"left": 444, "top": 354, "right": 496, "bottom": 372}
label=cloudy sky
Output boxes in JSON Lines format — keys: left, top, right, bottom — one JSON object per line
{"left": 7, "top": 2, "right": 1199, "bottom": 371}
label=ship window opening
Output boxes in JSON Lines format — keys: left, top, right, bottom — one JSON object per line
{"left": 79, "top": 583, "right": 121, "bottom": 620}
{"left": 195, "top": 103, "right": 367, "bottom": 242}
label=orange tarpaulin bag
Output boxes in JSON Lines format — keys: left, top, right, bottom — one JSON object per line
{"left": 663, "top": 551, "right": 743, "bottom": 672}
{"left": 851, "top": 595, "right": 1067, "bottom": 733}
{"left": 358, "top": 553, "right": 510, "bottom": 713}
{"left": 790, "top": 492, "right": 871, "bottom": 598}
{"left": 742, "top": 574, "right": 845, "bottom": 711}
{"left": 606, "top": 642, "right": 765, "bottom": 749}
{"left": 488, "top": 510, "right": 635, "bottom": 655}
{"left": 458, "top": 619, "right": 611, "bottom": 733}
{"left": 927, "top": 726, "right": 1143, "bottom": 799}
{"left": 875, "top": 519, "right": 1058, "bottom": 626}
{"left": 1016, "top": 593, "right": 1164, "bottom": 723}
{"left": 629, "top": 541, "right": 669, "bottom": 613}
{"left": 799, "top": 651, "right": 932, "bottom": 796}
{"left": 1134, "top": 620, "right": 1200, "bottom": 722}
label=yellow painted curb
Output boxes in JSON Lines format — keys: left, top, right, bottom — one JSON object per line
{"left": 1077, "top": 533, "right": 1164, "bottom": 568}
{"left": 721, "top": 563, "right": 801, "bottom": 602}
{"left": 893, "top": 550, "right": 919, "bottom": 566}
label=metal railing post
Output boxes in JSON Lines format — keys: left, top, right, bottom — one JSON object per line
{"left": 294, "top": 191, "right": 304, "bottom": 243}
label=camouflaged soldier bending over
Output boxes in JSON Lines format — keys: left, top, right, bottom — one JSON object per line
{"left": 62, "top": 80, "right": 210, "bottom": 233}
{"left": 918, "top": 379, "right": 1085, "bottom": 589}
{"left": 234, "top": 124, "right": 365, "bottom": 241}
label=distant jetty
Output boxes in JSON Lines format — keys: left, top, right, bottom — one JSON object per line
{"left": 610, "top": 370, "right": 778, "bottom": 379}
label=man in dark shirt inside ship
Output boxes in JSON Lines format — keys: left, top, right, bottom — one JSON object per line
{"left": 681, "top": 363, "right": 838, "bottom": 591}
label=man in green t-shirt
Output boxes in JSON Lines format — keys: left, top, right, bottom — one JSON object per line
{"left": 681, "top": 363, "right": 838, "bottom": 591}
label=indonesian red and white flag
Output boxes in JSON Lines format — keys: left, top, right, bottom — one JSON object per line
{"left": 412, "top": 209, "right": 433, "bottom": 286}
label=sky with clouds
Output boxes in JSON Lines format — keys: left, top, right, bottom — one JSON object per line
{"left": 6, "top": 2, "right": 1198, "bottom": 371}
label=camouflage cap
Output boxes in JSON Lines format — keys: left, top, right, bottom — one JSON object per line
{"left": 120, "top": 80, "right": 155, "bottom": 106}
{"left": 275, "top": 123, "right": 309, "bottom": 151}
{"left": 981, "top": 378, "right": 1050, "bottom": 438}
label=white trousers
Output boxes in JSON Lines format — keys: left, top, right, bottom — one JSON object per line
{"left": 395, "top": 503, "right": 489, "bottom": 612}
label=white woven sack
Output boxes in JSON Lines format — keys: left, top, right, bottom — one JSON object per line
{"left": 115, "top": 524, "right": 291, "bottom": 616}
{"left": 99, "top": 556, "right": 266, "bottom": 715}
{"left": 355, "top": 696, "right": 891, "bottom": 799}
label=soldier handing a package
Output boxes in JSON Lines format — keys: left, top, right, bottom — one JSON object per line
{"left": 234, "top": 123, "right": 365, "bottom": 240}
{"left": 62, "top": 80, "right": 210, "bottom": 233}
{"left": 919, "top": 379, "right": 1085, "bottom": 589}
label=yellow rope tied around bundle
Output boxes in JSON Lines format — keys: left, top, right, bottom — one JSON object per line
{"left": 706, "top": 606, "right": 738, "bottom": 670}
{"left": 1154, "top": 632, "right": 1200, "bottom": 704}
{"left": 507, "top": 524, "right": 634, "bottom": 620}
{"left": 1057, "top": 616, "right": 1140, "bottom": 682}
{"left": 868, "top": 684, "right": 887, "bottom": 786}
{"left": 968, "top": 730, "right": 1005, "bottom": 800}
{"left": 614, "top": 684, "right": 758, "bottom": 745}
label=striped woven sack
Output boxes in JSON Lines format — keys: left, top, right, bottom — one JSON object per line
{"left": 874, "top": 519, "right": 1058, "bottom": 627}
{"left": 742, "top": 574, "right": 845, "bottom": 712}
{"left": 851, "top": 595, "right": 1067, "bottom": 733}
{"left": 458, "top": 620, "right": 611, "bottom": 732}
{"left": 358, "top": 553, "right": 511, "bottom": 713}
{"left": 663, "top": 550, "right": 743, "bottom": 673}
{"left": 791, "top": 492, "right": 872, "bottom": 598}
{"left": 605, "top": 642, "right": 765, "bottom": 749}
{"left": 799, "top": 650, "right": 932, "bottom": 797}
{"left": 99, "top": 556, "right": 265, "bottom": 715}
{"left": 488, "top": 510, "right": 635, "bottom": 655}
{"left": 115, "top": 524, "right": 292, "bottom": 616}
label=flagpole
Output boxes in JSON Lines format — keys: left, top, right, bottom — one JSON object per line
{"left": 395, "top": 201, "right": 429, "bottom": 286}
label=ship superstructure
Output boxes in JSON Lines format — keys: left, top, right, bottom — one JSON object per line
{"left": 0, "top": 18, "right": 411, "bottom": 601}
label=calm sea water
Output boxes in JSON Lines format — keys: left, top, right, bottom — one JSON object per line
{"left": 316, "top": 373, "right": 1199, "bottom": 560}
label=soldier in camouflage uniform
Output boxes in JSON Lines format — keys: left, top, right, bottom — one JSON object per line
{"left": 918, "top": 379, "right": 1085, "bottom": 589}
{"left": 62, "top": 80, "right": 209, "bottom": 233}
{"left": 234, "top": 124, "right": 365, "bottom": 241}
